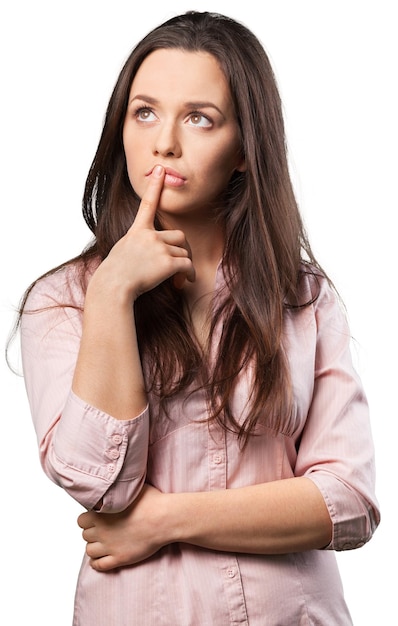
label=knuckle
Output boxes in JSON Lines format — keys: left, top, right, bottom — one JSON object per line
{"left": 139, "top": 199, "right": 153, "bottom": 212}
{"left": 174, "top": 229, "right": 186, "bottom": 244}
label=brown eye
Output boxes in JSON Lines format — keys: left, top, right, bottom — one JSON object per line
{"left": 187, "top": 113, "right": 212, "bottom": 128}
{"left": 136, "top": 107, "right": 156, "bottom": 122}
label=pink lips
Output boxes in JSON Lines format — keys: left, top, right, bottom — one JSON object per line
{"left": 147, "top": 167, "right": 186, "bottom": 188}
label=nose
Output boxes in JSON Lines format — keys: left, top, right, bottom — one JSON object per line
{"left": 153, "top": 121, "right": 182, "bottom": 158}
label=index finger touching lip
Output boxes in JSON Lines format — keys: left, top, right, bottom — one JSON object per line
{"left": 134, "top": 165, "right": 165, "bottom": 229}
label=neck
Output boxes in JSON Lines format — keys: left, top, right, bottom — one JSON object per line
{"left": 162, "top": 214, "right": 224, "bottom": 347}
{"left": 160, "top": 212, "right": 225, "bottom": 268}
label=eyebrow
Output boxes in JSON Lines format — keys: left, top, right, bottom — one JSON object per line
{"left": 129, "top": 94, "right": 226, "bottom": 119}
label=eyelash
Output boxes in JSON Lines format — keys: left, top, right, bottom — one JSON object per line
{"left": 133, "top": 106, "right": 155, "bottom": 121}
{"left": 188, "top": 111, "right": 212, "bottom": 127}
{"left": 132, "top": 106, "right": 213, "bottom": 127}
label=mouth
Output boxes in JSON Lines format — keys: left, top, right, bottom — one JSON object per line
{"left": 146, "top": 166, "right": 187, "bottom": 188}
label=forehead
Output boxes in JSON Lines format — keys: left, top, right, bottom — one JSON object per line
{"left": 130, "top": 48, "right": 232, "bottom": 107}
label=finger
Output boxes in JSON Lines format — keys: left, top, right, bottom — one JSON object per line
{"left": 90, "top": 555, "right": 119, "bottom": 572}
{"left": 161, "top": 233, "right": 193, "bottom": 260}
{"left": 172, "top": 237, "right": 195, "bottom": 287}
{"left": 133, "top": 165, "right": 165, "bottom": 229}
{"left": 173, "top": 273, "right": 187, "bottom": 290}
{"left": 160, "top": 229, "right": 189, "bottom": 248}
{"left": 82, "top": 527, "right": 98, "bottom": 542}
{"left": 86, "top": 541, "right": 108, "bottom": 560}
{"left": 173, "top": 265, "right": 196, "bottom": 290}
{"left": 77, "top": 511, "right": 96, "bottom": 530}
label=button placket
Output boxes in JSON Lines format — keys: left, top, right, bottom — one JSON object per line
{"left": 221, "top": 556, "right": 249, "bottom": 625}
{"left": 207, "top": 421, "right": 227, "bottom": 491}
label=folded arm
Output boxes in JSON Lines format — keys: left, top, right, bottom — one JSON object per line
{"left": 78, "top": 477, "right": 332, "bottom": 571}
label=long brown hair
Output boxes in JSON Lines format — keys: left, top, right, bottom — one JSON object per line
{"left": 12, "top": 12, "right": 327, "bottom": 442}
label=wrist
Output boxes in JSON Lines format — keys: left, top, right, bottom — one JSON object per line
{"left": 161, "top": 491, "right": 193, "bottom": 545}
{"left": 87, "top": 258, "right": 139, "bottom": 307}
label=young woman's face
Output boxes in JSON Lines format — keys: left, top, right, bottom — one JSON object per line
{"left": 123, "top": 48, "right": 245, "bottom": 221}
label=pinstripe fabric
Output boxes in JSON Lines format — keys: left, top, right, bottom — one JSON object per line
{"left": 21, "top": 263, "right": 379, "bottom": 625}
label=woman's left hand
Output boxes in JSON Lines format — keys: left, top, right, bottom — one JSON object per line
{"left": 77, "top": 484, "right": 168, "bottom": 571}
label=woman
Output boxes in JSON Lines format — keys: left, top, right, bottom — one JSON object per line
{"left": 19, "top": 11, "right": 379, "bottom": 625}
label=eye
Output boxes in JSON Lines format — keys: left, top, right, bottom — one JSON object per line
{"left": 186, "top": 112, "right": 212, "bottom": 128}
{"left": 134, "top": 107, "right": 157, "bottom": 123}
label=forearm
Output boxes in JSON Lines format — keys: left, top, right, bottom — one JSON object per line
{"left": 72, "top": 168, "right": 194, "bottom": 420}
{"left": 78, "top": 478, "right": 332, "bottom": 571}
{"left": 72, "top": 264, "right": 146, "bottom": 420}
{"left": 166, "top": 477, "right": 332, "bottom": 554}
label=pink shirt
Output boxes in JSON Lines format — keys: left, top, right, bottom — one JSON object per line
{"left": 21, "top": 262, "right": 380, "bottom": 625}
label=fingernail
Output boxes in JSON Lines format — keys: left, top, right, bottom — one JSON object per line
{"left": 153, "top": 165, "right": 163, "bottom": 178}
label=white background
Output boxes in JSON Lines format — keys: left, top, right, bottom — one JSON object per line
{"left": 1, "top": 1, "right": 396, "bottom": 623}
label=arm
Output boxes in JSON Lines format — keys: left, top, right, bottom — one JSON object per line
{"left": 295, "top": 277, "right": 380, "bottom": 550}
{"left": 78, "top": 276, "right": 379, "bottom": 569}
{"left": 72, "top": 164, "right": 194, "bottom": 419}
{"left": 78, "top": 477, "right": 331, "bottom": 571}
{"left": 169, "top": 477, "right": 331, "bottom": 553}
{"left": 21, "top": 165, "right": 194, "bottom": 512}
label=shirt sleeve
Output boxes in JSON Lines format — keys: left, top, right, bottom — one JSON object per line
{"left": 295, "top": 277, "right": 380, "bottom": 550}
{"left": 20, "top": 266, "right": 149, "bottom": 513}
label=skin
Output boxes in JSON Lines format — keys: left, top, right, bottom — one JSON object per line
{"left": 123, "top": 48, "right": 245, "bottom": 226}
{"left": 75, "top": 49, "right": 332, "bottom": 571}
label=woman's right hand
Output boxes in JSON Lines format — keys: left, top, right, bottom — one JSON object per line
{"left": 96, "top": 164, "right": 195, "bottom": 301}
{"left": 73, "top": 164, "right": 195, "bottom": 418}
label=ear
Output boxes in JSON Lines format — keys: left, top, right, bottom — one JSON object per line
{"left": 235, "top": 149, "right": 246, "bottom": 173}
{"left": 235, "top": 159, "right": 247, "bottom": 172}
{"left": 235, "top": 157, "right": 247, "bottom": 173}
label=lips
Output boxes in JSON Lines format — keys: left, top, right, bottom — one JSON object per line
{"left": 146, "top": 166, "right": 186, "bottom": 187}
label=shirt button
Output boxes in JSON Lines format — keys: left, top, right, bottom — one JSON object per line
{"left": 111, "top": 434, "right": 123, "bottom": 445}
{"left": 106, "top": 448, "right": 120, "bottom": 460}
{"left": 227, "top": 568, "right": 236, "bottom": 578}
{"left": 107, "top": 463, "right": 115, "bottom": 473}
{"left": 213, "top": 455, "right": 222, "bottom": 464}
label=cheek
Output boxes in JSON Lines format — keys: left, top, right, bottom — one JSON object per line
{"left": 124, "top": 153, "right": 134, "bottom": 183}
{"left": 123, "top": 130, "right": 139, "bottom": 172}
{"left": 123, "top": 137, "right": 140, "bottom": 182}
{"left": 123, "top": 152, "right": 142, "bottom": 196}
{"left": 206, "top": 146, "right": 241, "bottom": 185}
{"left": 128, "top": 170, "right": 145, "bottom": 199}
{"left": 211, "top": 133, "right": 241, "bottom": 171}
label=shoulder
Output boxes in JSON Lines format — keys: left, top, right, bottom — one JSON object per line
{"left": 296, "top": 265, "right": 351, "bottom": 346}
{"left": 24, "top": 256, "right": 101, "bottom": 311}
{"left": 298, "top": 263, "right": 342, "bottom": 310}
{"left": 286, "top": 264, "right": 347, "bottom": 335}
